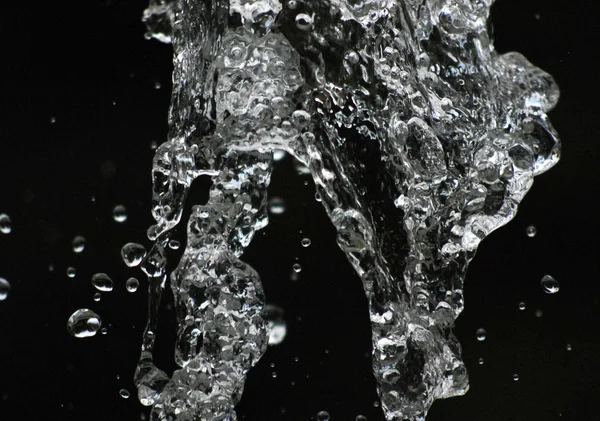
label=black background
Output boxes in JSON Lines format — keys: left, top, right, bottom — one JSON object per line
{"left": 0, "top": 1, "right": 598, "bottom": 420}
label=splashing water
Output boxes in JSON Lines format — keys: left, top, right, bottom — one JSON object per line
{"left": 135, "top": 0, "right": 560, "bottom": 420}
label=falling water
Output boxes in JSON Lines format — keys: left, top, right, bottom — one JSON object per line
{"left": 135, "top": 0, "right": 560, "bottom": 420}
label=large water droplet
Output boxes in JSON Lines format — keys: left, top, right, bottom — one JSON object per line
{"left": 126, "top": 277, "right": 140, "bottom": 293}
{"left": 113, "top": 205, "right": 128, "bottom": 223}
{"left": 67, "top": 309, "right": 102, "bottom": 338}
{"left": 265, "top": 304, "right": 287, "bottom": 346}
{"left": 72, "top": 235, "right": 86, "bottom": 253}
{"left": 476, "top": 328, "right": 486, "bottom": 342}
{"left": 0, "top": 214, "right": 12, "bottom": 234}
{"left": 317, "top": 411, "right": 330, "bottom": 421}
{"left": 0, "top": 278, "right": 11, "bottom": 301}
{"left": 91, "top": 273, "right": 114, "bottom": 292}
{"left": 121, "top": 243, "right": 147, "bottom": 267}
{"left": 541, "top": 275, "right": 559, "bottom": 294}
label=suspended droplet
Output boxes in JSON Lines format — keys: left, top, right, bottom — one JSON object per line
{"left": 126, "top": 277, "right": 140, "bottom": 293}
{"left": 0, "top": 214, "right": 12, "bottom": 234}
{"left": 119, "top": 389, "right": 130, "bottom": 399}
{"left": 292, "top": 263, "right": 302, "bottom": 273}
{"left": 93, "top": 292, "right": 101, "bottom": 302}
{"left": 478, "top": 357, "right": 484, "bottom": 365}
{"left": 541, "top": 275, "right": 559, "bottom": 294}
{"left": 476, "top": 328, "right": 486, "bottom": 342}
{"left": 535, "top": 309, "right": 543, "bottom": 318}
{"left": 0, "top": 278, "right": 11, "bottom": 301}
{"left": 268, "top": 197, "right": 286, "bottom": 215}
{"left": 526, "top": 225, "right": 537, "bottom": 237}
{"left": 113, "top": 205, "right": 128, "bottom": 223}
{"left": 154, "top": 81, "right": 162, "bottom": 90}
{"left": 373, "top": 401, "right": 380, "bottom": 408}
{"left": 271, "top": 372, "right": 277, "bottom": 378}
{"left": 265, "top": 304, "right": 287, "bottom": 346}
{"left": 295, "top": 13, "right": 313, "bottom": 31}
{"left": 356, "top": 416, "right": 367, "bottom": 421}
{"left": 67, "top": 309, "right": 102, "bottom": 338}
{"left": 121, "top": 243, "right": 147, "bottom": 267}
{"left": 66, "top": 267, "right": 76, "bottom": 278}
{"left": 301, "top": 238, "right": 311, "bottom": 248}
{"left": 72, "top": 235, "right": 86, "bottom": 253}
{"left": 92, "top": 273, "right": 114, "bottom": 292}
{"left": 273, "top": 150, "right": 287, "bottom": 161}
{"left": 315, "top": 192, "right": 322, "bottom": 202}
{"left": 317, "top": 411, "right": 330, "bottom": 421}
{"left": 168, "top": 239, "right": 180, "bottom": 250}
{"left": 566, "top": 344, "right": 572, "bottom": 351}
{"left": 513, "top": 374, "right": 519, "bottom": 382}
{"left": 518, "top": 302, "right": 526, "bottom": 310}
{"left": 101, "top": 327, "right": 108, "bottom": 335}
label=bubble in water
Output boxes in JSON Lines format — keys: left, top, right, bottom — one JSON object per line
{"left": 541, "top": 275, "right": 559, "bottom": 294}
{"left": 67, "top": 309, "right": 102, "bottom": 338}
{"left": 526, "top": 225, "right": 537, "bottom": 237}
{"left": 0, "top": 278, "right": 11, "bottom": 301}
{"left": 126, "top": 277, "right": 140, "bottom": 293}
{"left": 513, "top": 374, "right": 519, "bottom": 382}
{"left": 317, "top": 411, "right": 330, "bottom": 421}
{"left": 120, "top": 389, "right": 130, "bottom": 399}
{"left": 292, "top": 263, "right": 301, "bottom": 273}
{"left": 121, "top": 243, "right": 147, "bottom": 267}
{"left": 268, "top": 197, "right": 286, "bottom": 215}
{"left": 93, "top": 292, "right": 101, "bottom": 302}
{"left": 301, "top": 238, "right": 311, "bottom": 247}
{"left": 66, "top": 267, "right": 76, "bottom": 278}
{"left": 356, "top": 416, "right": 367, "bottom": 421}
{"left": 295, "top": 13, "right": 313, "bottom": 31}
{"left": 265, "top": 304, "right": 287, "bottom": 345}
{"left": 72, "top": 235, "right": 86, "bottom": 253}
{"left": 518, "top": 302, "right": 526, "bottom": 310}
{"left": 113, "top": 205, "right": 128, "bottom": 223}
{"left": 91, "top": 273, "right": 114, "bottom": 292}
{"left": 476, "top": 328, "right": 486, "bottom": 342}
{"left": 0, "top": 214, "right": 12, "bottom": 234}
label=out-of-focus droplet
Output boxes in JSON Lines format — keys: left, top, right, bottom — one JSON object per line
{"left": 268, "top": 197, "right": 286, "bottom": 215}
{"left": 0, "top": 214, "right": 12, "bottom": 234}
{"left": 121, "top": 243, "right": 147, "bottom": 267}
{"left": 92, "top": 273, "right": 114, "bottom": 292}
{"left": 94, "top": 292, "right": 101, "bottom": 302}
{"left": 150, "top": 141, "right": 158, "bottom": 150}
{"left": 535, "top": 309, "right": 543, "bottom": 318}
{"left": 271, "top": 372, "right": 277, "bottom": 378}
{"left": 315, "top": 192, "right": 322, "bottom": 202}
{"left": 478, "top": 357, "right": 484, "bottom": 365}
{"left": 72, "top": 235, "right": 86, "bottom": 253}
{"left": 317, "top": 411, "right": 330, "bottom": 421}
{"left": 0, "top": 278, "right": 11, "bottom": 301}
{"left": 120, "top": 389, "right": 130, "bottom": 399}
{"left": 126, "top": 277, "right": 140, "bottom": 293}
{"left": 541, "top": 275, "right": 559, "bottom": 294}
{"left": 50, "top": 116, "right": 56, "bottom": 124}
{"left": 566, "top": 344, "right": 572, "bottom": 351}
{"left": 526, "top": 225, "right": 537, "bottom": 237}
{"left": 113, "top": 205, "right": 128, "bottom": 223}
{"left": 67, "top": 309, "right": 101, "bottom": 338}
{"left": 265, "top": 304, "right": 287, "bottom": 346}
{"left": 154, "top": 81, "right": 162, "bottom": 90}
{"left": 476, "top": 328, "right": 486, "bottom": 342}
{"left": 66, "top": 267, "right": 76, "bottom": 278}
{"left": 292, "top": 263, "right": 301, "bottom": 273}
{"left": 518, "top": 302, "right": 526, "bottom": 310}
{"left": 513, "top": 374, "right": 519, "bottom": 382}
{"left": 301, "top": 238, "right": 311, "bottom": 247}
{"left": 356, "top": 416, "right": 367, "bottom": 421}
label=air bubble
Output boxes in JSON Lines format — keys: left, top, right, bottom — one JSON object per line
{"left": 0, "top": 214, "right": 12, "bottom": 234}
{"left": 113, "top": 205, "right": 128, "bottom": 223}
{"left": 67, "top": 309, "right": 102, "bottom": 338}
{"left": 478, "top": 357, "right": 484, "bottom": 365}
{"left": 66, "top": 267, "right": 76, "bottom": 278}
{"left": 0, "top": 278, "right": 10, "bottom": 301}
{"left": 476, "top": 328, "right": 486, "bottom": 342}
{"left": 566, "top": 344, "right": 572, "bottom": 351}
{"left": 541, "top": 275, "right": 559, "bottom": 294}
{"left": 72, "top": 235, "right": 86, "bottom": 253}
{"left": 126, "top": 277, "right": 140, "bottom": 293}
{"left": 121, "top": 243, "right": 147, "bottom": 267}
{"left": 91, "top": 273, "right": 114, "bottom": 292}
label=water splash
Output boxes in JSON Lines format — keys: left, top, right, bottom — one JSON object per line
{"left": 136, "top": 0, "right": 560, "bottom": 420}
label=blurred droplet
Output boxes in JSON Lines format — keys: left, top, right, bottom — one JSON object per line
{"left": 317, "top": 411, "right": 330, "bottom": 421}
{"left": 268, "top": 197, "right": 286, "bottom": 215}
{"left": 120, "top": 389, "right": 130, "bottom": 399}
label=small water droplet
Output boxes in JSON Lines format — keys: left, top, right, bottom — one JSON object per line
{"left": 126, "top": 277, "right": 139, "bottom": 293}
{"left": 268, "top": 197, "right": 286, "bottom": 215}
{"left": 0, "top": 278, "right": 11, "bottom": 301}
{"left": 272, "top": 372, "right": 277, "bottom": 378}
{"left": 526, "top": 225, "right": 537, "bottom": 237}
{"left": 265, "top": 304, "right": 287, "bottom": 345}
{"left": 67, "top": 309, "right": 102, "bottom": 338}
{"left": 541, "top": 275, "right": 559, "bottom": 294}
{"left": 476, "top": 328, "right": 486, "bottom": 342}
{"left": 535, "top": 309, "right": 543, "bottom": 318}
{"left": 0, "top": 214, "right": 12, "bottom": 234}
{"left": 101, "top": 327, "right": 108, "bottom": 335}
{"left": 287, "top": 0, "right": 297, "bottom": 9}
{"left": 113, "top": 205, "right": 128, "bottom": 223}
{"left": 315, "top": 192, "right": 322, "bottom": 202}
{"left": 66, "top": 267, "right": 76, "bottom": 278}
{"left": 301, "top": 238, "right": 311, "bottom": 247}
{"left": 154, "top": 81, "right": 161, "bottom": 90}
{"left": 317, "top": 411, "right": 330, "bottom": 421}
{"left": 355, "top": 416, "right": 367, "bottom": 421}
{"left": 478, "top": 357, "right": 484, "bottom": 365}
{"left": 566, "top": 343, "right": 572, "bottom": 351}
{"left": 150, "top": 141, "right": 158, "bottom": 150}
{"left": 513, "top": 374, "right": 519, "bottom": 382}
{"left": 93, "top": 292, "right": 101, "bottom": 302}
{"left": 168, "top": 239, "right": 180, "bottom": 250}
{"left": 295, "top": 13, "right": 313, "bottom": 31}
{"left": 48, "top": 264, "right": 55, "bottom": 272}
{"left": 345, "top": 50, "right": 360, "bottom": 64}
{"left": 121, "top": 243, "right": 147, "bottom": 267}
{"left": 292, "top": 263, "right": 301, "bottom": 273}
{"left": 72, "top": 235, "right": 86, "bottom": 253}
{"left": 273, "top": 150, "right": 286, "bottom": 161}
{"left": 373, "top": 401, "right": 380, "bottom": 408}
{"left": 92, "top": 273, "right": 114, "bottom": 292}
{"left": 119, "top": 389, "right": 130, "bottom": 399}
{"left": 518, "top": 302, "right": 526, "bottom": 310}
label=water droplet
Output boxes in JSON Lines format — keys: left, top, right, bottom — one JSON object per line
{"left": 119, "top": 389, "right": 130, "bottom": 399}
{"left": 154, "top": 81, "right": 162, "bottom": 90}
{"left": 113, "top": 205, "right": 128, "bottom": 223}
{"left": 513, "top": 374, "right": 519, "bottom": 382}
{"left": 301, "top": 238, "right": 311, "bottom": 247}
{"left": 535, "top": 309, "right": 543, "bottom": 318}
{"left": 356, "top": 416, "right": 367, "bottom": 421}
{"left": 268, "top": 197, "right": 286, "bottom": 215}
{"left": 345, "top": 50, "right": 359, "bottom": 65}
{"left": 271, "top": 372, "right": 277, "bottom": 378}
{"left": 67, "top": 309, "right": 102, "bottom": 338}
{"left": 50, "top": 116, "right": 56, "bottom": 124}
{"left": 315, "top": 192, "right": 322, "bottom": 202}
{"left": 518, "top": 302, "right": 526, "bottom": 310}
{"left": 0, "top": 278, "right": 11, "bottom": 301}
{"left": 66, "top": 267, "right": 76, "bottom": 278}
{"left": 72, "top": 235, "right": 86, "bottom": 253}
{"left": 265, "top": 304, "right": 287, "bottom": 345}
{"left": 0, "top": 214, "right": 12, "bottom": 234}
{"left": 566, "top": 344, "right": 572, "bottom": 351}
{"left": 92, "top": 273, "right": 114, "bottom": 292}
{"left": 478, "top": 357, "right": 484, "bottom": 365}
{"left": 101, "top": 327, "right": 108, "bottom": 335}
{"left": 292, "top": 263, "right": 302, "bottom": 273}
{"left": 295, "top": 13, "right": 313, "bottom": 31}
{"left": 526, "top": 225, "right": 537, "bottom": 237}
{"left": 476, "top": 328, "right": 486, "bottom": 341}
{"left": 541, "top": 275, "right": 559, "bottom": 294}
{"left": 48, "top": 264, "right": 55, "bottom": 272}
{"left": 317, "top": 411, "right": 330, "bottom": 421}
{"left": 168, "top": 239, "right": 180, "bottom": 250}
{"left": 121, "top": 243, "right": 147, "bottom": 267}
{"left": 150, "top": 141, "right": 158, "bottom": 150}
{"left": 126, "top": 277, "right": 140, "bottom": 293}
{"left": 373, "top": 401, "right": 380, "bottom": 408}
{"left": 273, "top": 149, "right": 287, "bottom": 161}
{"left": 93, "top": 292, "right": 101, "bottom": 302}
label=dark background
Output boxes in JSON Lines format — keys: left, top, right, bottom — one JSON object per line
{"left": 0, "top": 0, "right": 598, "bottom": 420}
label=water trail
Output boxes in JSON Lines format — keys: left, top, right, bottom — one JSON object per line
{"left": 136, "top": 0, "right": 560, "bottom": 420}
